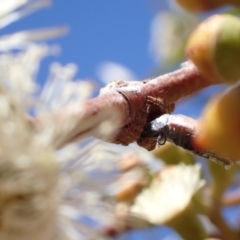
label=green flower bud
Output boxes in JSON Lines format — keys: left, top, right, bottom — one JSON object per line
{"left": 195, "top": 85, "right": 240, "bottom": 162}
{"left": 186, "top": 14, "right": 240, "bottom": 84}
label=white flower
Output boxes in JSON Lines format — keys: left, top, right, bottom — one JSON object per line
{"left": 0, "top": 2, "right": 161, "bottom": 237}
{"left": 131, "top": 164, "right": 205, "bottom": 224}
{"left": 149, "top": 4, "right": 199, "bottom": 65}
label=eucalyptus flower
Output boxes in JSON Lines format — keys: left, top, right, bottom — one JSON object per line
{"left": 0, "top": 2, "right": 165, "bottom": 240}
{"left": 131, "top": 164, "right": 206, "bottom": 240}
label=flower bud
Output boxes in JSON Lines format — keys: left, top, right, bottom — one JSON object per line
{"left": 176, "top": 0, "right": 240, "bottom": 12}
{"left": 195, "top": 85, "right": 240, "bottom": 161}
{"left": 186, "top": 14, "right": 240, "bottom": 84}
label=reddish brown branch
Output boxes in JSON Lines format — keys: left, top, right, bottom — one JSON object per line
{"left": 139, "top": 114, "right": 233, "bottom": 167}
{"left": 141, "top": 61, "right": 219, "bottom": 103}
{"left": 34, "top": 61, "right": 220, "bottom": 151}
{"left": 34, "top": 92, "right": 129, "bottom": 149}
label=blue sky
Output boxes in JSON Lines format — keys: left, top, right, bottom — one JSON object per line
{"left": 2, "top": 1, "right": 169, "bottom": 83}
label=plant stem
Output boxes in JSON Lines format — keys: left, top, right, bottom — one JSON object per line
{"left": 34, "top": 61, "right": 219, "bottom": 150}
{"left": 167, "top": 204, "right": 207, "bottom": 240}
{"left": 209, "top": 208, "right": 239, "bottom": 240}
{"left": 140, "top": 114, "right": 234, "bottom": 166}
{"left": 141, "top": 61, "right": 220, "bottom": 104}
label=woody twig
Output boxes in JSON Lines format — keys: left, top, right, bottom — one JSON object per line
{"left": 140, "top": 114, "right": 233, "bottom": 167}
{"left": 33, "top": 61, "right": 230, "bottom": 165}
